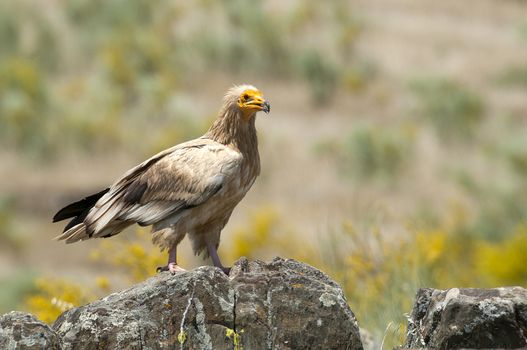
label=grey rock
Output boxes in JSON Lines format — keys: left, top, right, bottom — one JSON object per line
{"left": 404, "top": 287, "right": 527, "bottom": 349}
{"left": 53, "top": 257, "right": 363, "bottom": 350}
{"left": 0, "top": 311, "right": 61, "bottom": 350}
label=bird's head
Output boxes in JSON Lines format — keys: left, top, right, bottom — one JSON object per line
{"left": 225, "top": 84, "right": 270, "bottom": 120}
{"left": 208, "top": 84, "right": 270, "bottom": 143}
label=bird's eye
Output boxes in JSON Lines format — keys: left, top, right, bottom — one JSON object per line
{"left": 243, "top": 94, "right": 249, "bottom": 100}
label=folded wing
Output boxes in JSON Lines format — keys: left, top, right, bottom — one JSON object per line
{"left": 55, "top": 138, "right": 241, "bottom": 243}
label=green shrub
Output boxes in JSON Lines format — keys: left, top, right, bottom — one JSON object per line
{"left": 0, "top": 58, "right": 50, "bottom": 154}
{"left": 0, "top": 197, "right": 24, "bottom": 251}
{"left": 297, "top": 50, "right": 338, "bottom": 106}
{"left": 318, "top": 123, "right": 416, "bottom": 182}
{"left": 410, "top": 78, "right": 484, "bottom": 141}
{"left": 465, "top": 182, "right": 527, "bottom": 241}
{"left": 497, "top": 65, "right": 527, "bottom": 88}
{"left": 0, "top": 2, "right": 59, "bottom": 72}
{"left": 0, "top": 272, "right": 35, "bottom": 315}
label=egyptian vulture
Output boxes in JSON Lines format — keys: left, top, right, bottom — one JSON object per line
{"left": 53, "top": 85, "right": 270, "bottom": 274}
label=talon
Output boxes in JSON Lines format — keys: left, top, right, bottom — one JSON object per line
{"left": 220, "top": 266, "right": 231, "bottom": 275}
{"left": 168, "top": 263, "right": 186, "bottom": 274}
{"left": 156, "top": 265, "right": 168, "bottom": 273}
{"left": 156, "top": 263, "right": 185, "bottom": 274}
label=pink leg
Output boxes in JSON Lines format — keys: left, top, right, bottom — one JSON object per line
{"left": 207, "top": 241, "right": 231, "bottom": 275}
{"left": 156, "top": 247, "right": 186, "bottom": 274}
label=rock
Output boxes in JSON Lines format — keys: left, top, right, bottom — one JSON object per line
{"left": 0, "top": 311, "right": 61, "bottom": 350}
{"left": 53, "top": 257, "right": 363, "bottom": 350}
{"left": 404, "top": 287, "right": 527, "bottom": 349}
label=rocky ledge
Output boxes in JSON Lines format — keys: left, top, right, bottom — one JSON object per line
{"left": 1, "top": 258, "right": 363, "bottom": 350}
{"left": 405, "top": 287, "right": 527, "bottom": 349}
{"left": 2, "top": 258, "right": 527, "bottom": 349}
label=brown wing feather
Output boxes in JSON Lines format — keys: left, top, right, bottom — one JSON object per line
{"left": 58, "top": 138, "right": 241, "bottom": 241}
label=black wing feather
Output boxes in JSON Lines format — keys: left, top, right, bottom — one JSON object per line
{"left": 52, "top": 188, "right": 110, "bottom": 222}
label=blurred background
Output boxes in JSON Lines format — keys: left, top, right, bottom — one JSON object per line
{"left": 1, "top": 0, "right": 527, "bottom": 346}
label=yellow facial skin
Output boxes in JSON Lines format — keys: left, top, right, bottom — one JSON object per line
{"left": 237, "top": 89, "right": 270, "bottom": 118}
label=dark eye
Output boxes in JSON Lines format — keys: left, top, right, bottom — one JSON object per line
{"left": 243, "top": 94, "right": 249, "bottom": 100}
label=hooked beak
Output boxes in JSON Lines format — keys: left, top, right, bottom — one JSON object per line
{"left": 245, "top": 98, "right": 271, "bottom": 114}
{"left": 262, "top": 100, "right": 270, "bottom": 114}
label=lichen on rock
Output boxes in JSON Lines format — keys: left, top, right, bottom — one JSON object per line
{"left": 48, "top": 257, "right": 363, "bottom": 349}
{"left": 404, "top": 286, "right": 527, "bottom": 349}
{"left": 0, "top": 311, "right": 61, "bottom": 350}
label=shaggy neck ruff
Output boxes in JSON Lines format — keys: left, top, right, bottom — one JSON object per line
{"left": 206, "top": 102, "right": 259, "bottom": 156}
{"left": 205, "top": 100, "right": 261, "bottom": 180}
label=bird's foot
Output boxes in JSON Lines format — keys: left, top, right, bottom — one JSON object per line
{"left": 156, "top": 263, "right": 186, "bottom": 275}
{"left": 169, "top": 263, "right": 186, "bottom": 274}
{"left": 220, "top": 266, "right": 231, "bottom": 275}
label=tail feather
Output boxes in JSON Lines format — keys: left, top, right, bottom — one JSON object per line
{"left": 53, "top": 188, "right": 109, "bottom": 233}
{"left": 62, "top": 209, "right": 89, "bottom": 232}
{"left": 53, "top": 223, "right": 87, "bottom": 243}
{"left": 53, "top": 188, "right": 110, "bottom": 222}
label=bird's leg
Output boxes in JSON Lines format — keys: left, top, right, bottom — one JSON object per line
{"left": 156, "top": 247, "right": 186, "bottom": 274}
{"left": 167, "top": 248, "right": 186, "bottom": 274}
{"left": 206, "top": 241, "right": 231, "bottom": 275}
